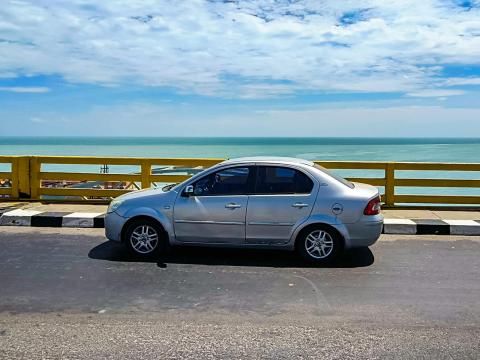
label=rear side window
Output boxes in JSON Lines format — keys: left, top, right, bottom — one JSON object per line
{"left": 313, "top": 164, "right": 355, "bottom": 189}
{"left": 255, "top": 166, "right": 313, "bottom": 194}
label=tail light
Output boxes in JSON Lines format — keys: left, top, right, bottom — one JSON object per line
{"left": 364, "top": 196, "right": 381, "bottom": 215}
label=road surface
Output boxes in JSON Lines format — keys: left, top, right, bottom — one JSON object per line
{"left": 0, "top": 227, "right": 479, "bottom": 359}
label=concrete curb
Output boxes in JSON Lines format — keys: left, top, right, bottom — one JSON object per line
{"left": 383, "top": 218, "right": 480, "bottom": 235}
{"left": 1, "top": 209, "right": 480, "bottom": 235}
{"left": 0, "top": 209, "right": 105, "bottom": 228}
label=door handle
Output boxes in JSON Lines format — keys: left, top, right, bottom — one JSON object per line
{"left": 292, "top": 203, "right": 309, "bottom": 208}
{"left": 225, "top": 203, "right": 242, "bottom": 209}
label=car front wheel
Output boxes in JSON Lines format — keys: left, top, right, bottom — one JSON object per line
{"left": 125, "top": 218, "right": 166, "bottom": 258}
{"left": 297, "top": 225, "right": 343, "bottom": 264}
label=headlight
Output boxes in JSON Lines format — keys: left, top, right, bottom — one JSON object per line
{"left": 107, "top": 199, "right": 124, "bottom": 213}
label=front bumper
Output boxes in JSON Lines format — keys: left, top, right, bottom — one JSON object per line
{"left": 104, "top": 211, "right": 128, "bottom": 242}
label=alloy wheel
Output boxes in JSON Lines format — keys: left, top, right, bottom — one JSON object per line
{"left": 304, "top": 229, "right": 334, "bottom": 259}
{"left": 130, "top": 225, "right": 159, "bottom": 254}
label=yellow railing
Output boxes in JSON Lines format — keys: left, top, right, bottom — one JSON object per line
{"left": 1, "top": 156, "right": 480, "bottom": 207}
{"left": 315, "top": 161, "right": 480, "bottom": 206}
{"left": 0, "top": 156, "right": 19, "bottom": 198}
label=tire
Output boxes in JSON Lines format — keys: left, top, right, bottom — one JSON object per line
{"left": 124, "top": 218, "right": 167, "bottom": 259}
{"left": 296, "top": 225, "right": 343, "bottom": 265}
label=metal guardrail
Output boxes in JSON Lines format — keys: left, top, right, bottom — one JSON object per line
{"left": 0, "top": 156, "right": 480, "bottom": 207}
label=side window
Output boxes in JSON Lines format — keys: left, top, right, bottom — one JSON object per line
{"left": 256, "top": 166, "right": 313, "bottom": 194}
{"left": 192, "top": 167, "right": 251, "bottom": 196}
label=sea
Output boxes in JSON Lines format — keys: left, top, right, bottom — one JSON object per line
{"left": 1, "top": 137, "right": 480, "bottom": 161}
{"left": 1, "top": 137, "right": 480, "bottom": 196}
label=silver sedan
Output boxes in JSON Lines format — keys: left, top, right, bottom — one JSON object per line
{"left": 105, "top": 157, "right": 383, "bottom": 264}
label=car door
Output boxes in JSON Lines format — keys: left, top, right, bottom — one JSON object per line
{"left": 173, "top": 166, "right": 254, "bottom": 244}
{"left": 246, "top": 165, "right": 317, "bottom": 245}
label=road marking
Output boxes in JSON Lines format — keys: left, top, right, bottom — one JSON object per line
{"left": 62, "top": 212, "right": 104, "bottom": 228}
{"left": 31, "top": 212, "right": 72, "bottom": 227}
{"left": 384, "top": 218, "right": 417, "bottom": 224}
{"left": 0, "top": 209, "right": 43, "bottom": 226}
{"left": 444, "top": 219, "right": 480, "bottom": 226}
{"left": 412, "top": 219, "right": 450, "bottom": 235}
{"left": 383, "top": 218, "right": 416, "bottom": 235}
{"left": 293, "top": 275, "right": 332, "bottom": 314}
{"left": 64, "top": 212, "right": 104, "bottom": 218}
{"left": 444, "top": 219, "right": 480, "bottom": 235}
{"left": 1, "top": 209, "right": 43, "bottom": 217}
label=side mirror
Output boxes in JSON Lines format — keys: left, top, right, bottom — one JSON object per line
{"left": 183, "top": 185, "right": 194, "bottom": 197}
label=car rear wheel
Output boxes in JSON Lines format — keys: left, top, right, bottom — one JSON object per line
{"left": 297, "top": 225, "right": 343, "bottom": 264}
{"left": 125, "top": 218, "right": 166, "bottom": 258}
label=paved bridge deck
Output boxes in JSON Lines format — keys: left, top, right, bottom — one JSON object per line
{"left": 1, "top": 227, "right": 479, "bottom": 358}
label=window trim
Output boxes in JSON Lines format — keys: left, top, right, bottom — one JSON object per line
{"left": 253, "top": 165, "right": 315, "bottom": 195}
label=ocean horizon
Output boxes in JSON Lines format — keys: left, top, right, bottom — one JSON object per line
{"left": 1, "top": 137, "right": 480, "bottom": 163}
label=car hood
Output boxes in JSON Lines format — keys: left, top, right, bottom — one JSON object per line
{"left": 116, "top": 187, "right": 169, "bottom": 201}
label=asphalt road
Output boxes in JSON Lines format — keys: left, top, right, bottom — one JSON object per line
{"left": 0, "top": 227, "right": 479, "bottom": 359}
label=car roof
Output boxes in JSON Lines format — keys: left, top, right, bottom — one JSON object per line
{"left": 219, "top": 156, "right": 314, "bottom": 167}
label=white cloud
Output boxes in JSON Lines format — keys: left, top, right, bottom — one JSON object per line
{"left": 0, "top": 86, "right": 50, "bottom": 93}
{"left": 406, "top": 89, "right": 465, "bottom": 97}
{"left": 0, "top": 1, "right": 479, "bottom": 97}
{"left": 443, "top": 77, "right": 480, "bottom": 86}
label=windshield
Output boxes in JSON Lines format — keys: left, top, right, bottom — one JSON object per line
{"left": 313, "top": 164, "right": 355, "bottom": 189}
{"left": 161, "top": 183, "right": 178, "bottom": 191}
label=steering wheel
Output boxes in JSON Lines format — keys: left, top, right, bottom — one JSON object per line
{"left": 194, "top": 176, "right": 215, "bottom": 195}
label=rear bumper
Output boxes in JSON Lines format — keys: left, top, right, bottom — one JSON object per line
{"left": 344, "top": 216, "right": 383, "bottom": 248}
{"left": 104, "top": 211, "right": 128, "bottom": 242}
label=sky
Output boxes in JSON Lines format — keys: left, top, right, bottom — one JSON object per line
{"left": 1, "top": 0, "right": 480, "bottom": 137}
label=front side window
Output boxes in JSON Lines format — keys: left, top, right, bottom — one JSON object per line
{"left": 255, "top": 166, "right": 313, "bottom": 194}
{"left": 192, "top": 167, "right": 251, "bottom": 196}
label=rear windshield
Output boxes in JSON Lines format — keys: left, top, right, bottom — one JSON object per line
{"left": 313, "top": 164, "right": 355, "bottom": 189}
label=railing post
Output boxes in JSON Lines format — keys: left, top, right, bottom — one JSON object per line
{"left": 10, "top": 157, "right": 19, "bottom": 199}
{"left": 29, "top": 157, "right": 41, "bottom": 200}
{"left": 141, "top": 161, "right": 151, "bottom": 189}
{"left": 384, "top": 162, "right": 395, "bottom": 207}
{"left": 16, "top": 156, "right": 31, "bottom": 199}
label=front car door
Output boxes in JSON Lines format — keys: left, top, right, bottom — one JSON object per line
{"left": 246, "top": 165, "right": 317, "bottom": 245}
{"left": 173, "top": 166, "right": 254, "bottom": 244}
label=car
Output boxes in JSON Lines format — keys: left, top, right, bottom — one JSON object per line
{"left": 105, "top": 157, "right": 383, "bottom": 264}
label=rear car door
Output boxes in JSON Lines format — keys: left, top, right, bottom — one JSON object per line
{"left": 246, "top": 165, "right": 317, "bottom": 245}
{"left": 173, "top": 166, "right": 254, "bottom": 244}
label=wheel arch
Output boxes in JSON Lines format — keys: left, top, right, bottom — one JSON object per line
{"left": 293, "top": 222, "right": 347, "bottom": 250}
{"left": 121, "top": 215, "right": 169, "bottom": 244}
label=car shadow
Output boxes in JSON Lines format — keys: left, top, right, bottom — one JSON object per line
{"left": 88, "top": 241, "right": 374, "bottom": 268}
